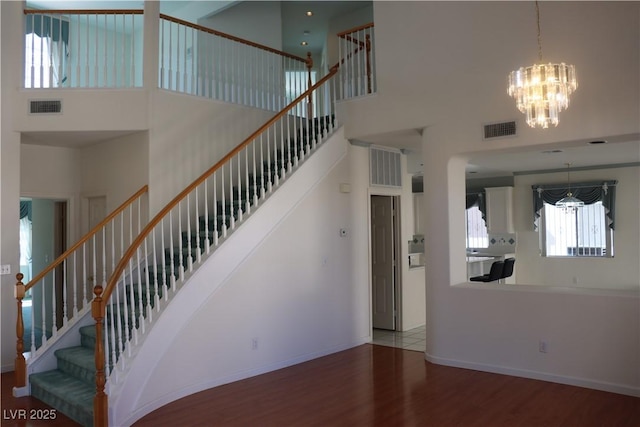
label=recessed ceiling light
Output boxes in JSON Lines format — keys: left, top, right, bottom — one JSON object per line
{"left": 300, "top": 41, "right": 308, "bottom": 46}
{"left": 589, "top": 140, "right": 607, "bottom": 144}
{"left": 306, "top": 11, "right": 313, "bottom": 16}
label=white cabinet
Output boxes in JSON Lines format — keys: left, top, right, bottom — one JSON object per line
{"left": 413, "top": 193, "right": 425, "bottom": 235}
{"left": 485, "top": 187, "right": 514, "bottom": 233}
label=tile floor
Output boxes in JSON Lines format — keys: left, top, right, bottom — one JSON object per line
{"left": 371, "top": 325, "right": 426, "bottom": 352}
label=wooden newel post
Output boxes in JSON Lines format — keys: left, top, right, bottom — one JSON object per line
{"left": 306, "top": 52, "right": 314, "bottom": 119}
{"left": 92, "top": 285, "right": 108, "bottom": 427}
{"left": 365, "top": 34, "right": 372, "bottom": 94}
{"left": 15, "top": 273, "right": 26, "bottom": 388}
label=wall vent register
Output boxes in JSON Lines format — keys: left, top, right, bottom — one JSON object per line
{"left": 370, "top": 146, "right": 402, "bottom": 188}
{"left": 483, "top": 121, "right": 517, "bottom": 139}
{"left": 29, "top": 100, "right": 62, "bottom": 114}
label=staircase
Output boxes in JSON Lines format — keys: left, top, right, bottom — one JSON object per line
{"left": 26, "top": 115, "right": 335, "bottom": 427}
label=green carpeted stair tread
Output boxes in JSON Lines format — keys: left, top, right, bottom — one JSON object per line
{"left": 54, "top": 347, "right": 96, "bottom": 384}
{"left": 30, "top": 369, "right": 93, "bottom": 426}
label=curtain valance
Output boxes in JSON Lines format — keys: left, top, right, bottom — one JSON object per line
{"left": 465, "top": 190, "right": 486, "bottom": 221}
{"left": 531, "top": 180, "right": 617, "bottom": 230}
{"left": 20, "top": 201, "right": 32, "bottom": 221}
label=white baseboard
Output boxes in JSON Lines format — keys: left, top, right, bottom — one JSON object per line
{"left": 13, "top": 385, "right": 30, "bottom": 397}
{"left": 1, "top": 363, "right": 15, "bottom": 373}
{"left": 425, "top": 352, "right": 640, "bottom": 398}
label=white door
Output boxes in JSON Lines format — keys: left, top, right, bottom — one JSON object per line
{"left": 371, "top": 195, "right": 396, "bottom": 330}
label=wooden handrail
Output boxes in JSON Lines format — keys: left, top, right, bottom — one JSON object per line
{"left": 160, "top": 13, "right": 308, "bottom": 64}
{"left": 100, "top": 66, "right": 338, "bottom": 305}
{"left": 336, "top": 22, "right": 374, "bottom": 38}
{"left": 24, "top": 9, "right": 144, "bottom": 15}
{"left": 23, "top": 185, "right": 148, "bottom": 293}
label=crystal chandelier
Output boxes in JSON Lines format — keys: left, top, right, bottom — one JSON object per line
{"left": 556, "top": 163, "right": 584, "bottom": 211}
{"left": 507, "top": 1, "right": 578, "bottom": 128}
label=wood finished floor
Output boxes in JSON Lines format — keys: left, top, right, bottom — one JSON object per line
{"left": 3, "top": 344, "right": 639, "bottom": 427}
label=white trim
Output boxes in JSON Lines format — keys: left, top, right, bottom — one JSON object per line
{"left": 424, "top": 352, "right": 640, "bottom": 398}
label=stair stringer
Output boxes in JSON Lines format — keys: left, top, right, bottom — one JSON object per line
{"left": 110, "top": 128, "right": 349, "bottom": 426}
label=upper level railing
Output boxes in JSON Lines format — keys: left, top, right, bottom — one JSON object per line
{"left": 14, "top": 186, "right": 148, "bottom": 389}
{"left": 158, "top": 14, "right": 312, "bottom": 111}
{"left": 24, "top": 9, "right": 144, "bottom": 88}
{"left": 337, "top": 23, "right": 376, "bottom": 99}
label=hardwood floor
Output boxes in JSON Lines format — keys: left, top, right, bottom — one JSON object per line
{"left": 3, "top": 345, "right": 639, "bottom": 427}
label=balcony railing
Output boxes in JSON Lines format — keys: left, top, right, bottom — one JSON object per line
{"left": 24, "top": 9, "right": 144, "bottom": 89}
{"left": 337, "top": 23, "right": 376, "bottom": 99}
{"left": 158, "top": 14, "right": 311, "bottom": 111}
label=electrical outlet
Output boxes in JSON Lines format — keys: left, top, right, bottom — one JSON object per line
{"left": 0, "top": 265, "right": 11, "bottom": 275}
{"left": 539, "top": 340, "right": 548, "bottom": 353}
{"left": 252, "top": 338, "right": 259, "bottom": 350}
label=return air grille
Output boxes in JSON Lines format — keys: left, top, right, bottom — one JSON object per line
{"left": 483, "top": 121, "right": 516, "bottom": 139}
{"left": 30, "top": 100, "right": 62, "bottom": 114}
{"left": 370, "top": 146, "right": 402, "bottom": 188}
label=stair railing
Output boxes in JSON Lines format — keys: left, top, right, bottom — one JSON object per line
{"left": 159, "top": 14, "right": 313, "bottom": 111}
{"left": 24, "top": 9, "right": 144, "bottom": 88}
{"left": 13, "top": 186, "right": 148, "bottom": 389}
{"left": 92, "top": 65, "right": 341, "bottom": 426}
{"left": 337, "top": 23, "right": 376, "bottom": 99}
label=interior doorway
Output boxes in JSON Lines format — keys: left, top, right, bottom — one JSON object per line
{"left": 370, "top": 195, "right": 401, "bottom": 331}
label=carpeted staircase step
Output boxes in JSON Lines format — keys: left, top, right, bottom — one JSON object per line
{"left": 54, "top": 346, "right": 96, "bottom": 384}
{"left": 30, "top": 370, "right": 94, "bottom": 427}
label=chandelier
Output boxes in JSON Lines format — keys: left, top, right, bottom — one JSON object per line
{"left": 507, "top": 1, "right": 578, "bottom": 128}
{"left": 556, "top": 163, "right": 584, "bottom": 211}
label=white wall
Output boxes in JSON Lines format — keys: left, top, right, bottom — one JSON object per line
{"left": 200, "top": 1, "right": 282, "bottom": 51}
{"left": 148, "top": 90, "right": 275, "bottom": 214}
{"left": 2, "top": 0, "right": 27, "bottom": 372}
{"left": 113, "top": 131, "right": 371, "bottom": 425}
{"left": 80, "top": 131, "right": 149, "bottom": 212}
{"left": 513, "top": 166, "right": 640, "bottom": 289}
{"left": 338, "top": 1, "right": 640, "bottom": 396}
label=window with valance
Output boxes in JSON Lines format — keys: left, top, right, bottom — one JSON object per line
{"left": 465, "top": 190, "right": 488, "bottom": 249}
{"left": 532, "top": 181, "right": 617, "bottom": 257}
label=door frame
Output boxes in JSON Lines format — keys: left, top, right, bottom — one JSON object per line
{"left": 368, "top": 191, "right": 402, "bottom": 332}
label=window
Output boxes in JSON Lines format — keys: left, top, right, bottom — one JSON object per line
{"left": 541, "top": 201, "right": 612, "bottom": 257}
{"left": 532, "top": 180, "right": 617, "bottom": 258}
{"left": 466, "top": 205, "right": 488, "bottom": 249}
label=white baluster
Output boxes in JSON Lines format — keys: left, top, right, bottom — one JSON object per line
{"left": 41, "top": 278, "right": 47, "bottom": 348}
{"left": 62, "top": 260, "right": 67, "bottom": 327}
{"left": 237, "top": 155, "right": 243, "bottom": 222}
{"left": 51, "top": 271, "right": 58, "bottom": 338}
{"left": 136, "top": 247, "right": 146, "bottom": 332}
{"left": 221, "top": 165, "right": 227, "bottom": 237}
{"left": 186, "top": 194, "right": 193, "bottom": 270}
{"left": 169, "top": 211, "right": 176, "bottom": 292}
{"left": 195, "top": 186, "right": 202, "bottom": 263}
{"left": 244, "top": 147, "right": 250, "bottom": 214}
{"left": 72, "top": 252, "right": 78, "bottom": 316}
{"left": 266, "top": 130, "right": 273, "bottom": 192}
{"left": 114, "top": 275, "right": 124, "bottom": 361}
{"left": 229, "top": 160, "right": 235, "bottom": 230}
{"left": 252, "top": 140, "right": 259, "bottom": 206}
{"left": 143, "top": 237, "right": 152, "bottom": 322}
{"left": 213, "top": 173, "right": 219, "bottom": 246}
{"left": 160, "top": 218, "right": 168, "bottom": 301}
{"left": 204, "top": 180, "right": 210, "bottom": 253}
{"left": 178, "top": 201, "right": 184, "bottom": 281}
{"left": 82, "top": 243, "right": 88, "bottom": 307}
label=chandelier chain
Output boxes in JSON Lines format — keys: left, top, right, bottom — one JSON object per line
{"left": 535, "top": 0, "right": 543, "bottom": 62}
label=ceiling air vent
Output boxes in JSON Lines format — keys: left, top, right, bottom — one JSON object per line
{"left": 29, "top": 100, "right": 62, "bottom": 114}
{"left": 483, "top": 120, "right": 516, "bottom": 140}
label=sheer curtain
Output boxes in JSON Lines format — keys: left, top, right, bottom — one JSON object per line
{"left": 19, "top": 201, "right": 33, "bottom": 284}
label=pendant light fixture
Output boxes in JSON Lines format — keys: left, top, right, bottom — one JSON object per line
{"left": 556, "top": 163, "right": 584, "bottom": 211}
{"left": 507, "top": 1, "right": 578, "bottom": 128}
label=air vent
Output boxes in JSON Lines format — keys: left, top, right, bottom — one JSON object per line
{"left": 483, "top": 121, "right": 516, "bottom": 139}
{"left": 29, "top": 100, "right": 62, "bottom": 114}
{"left": 370, "top": 146, "right": 402, "bottom": 188}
